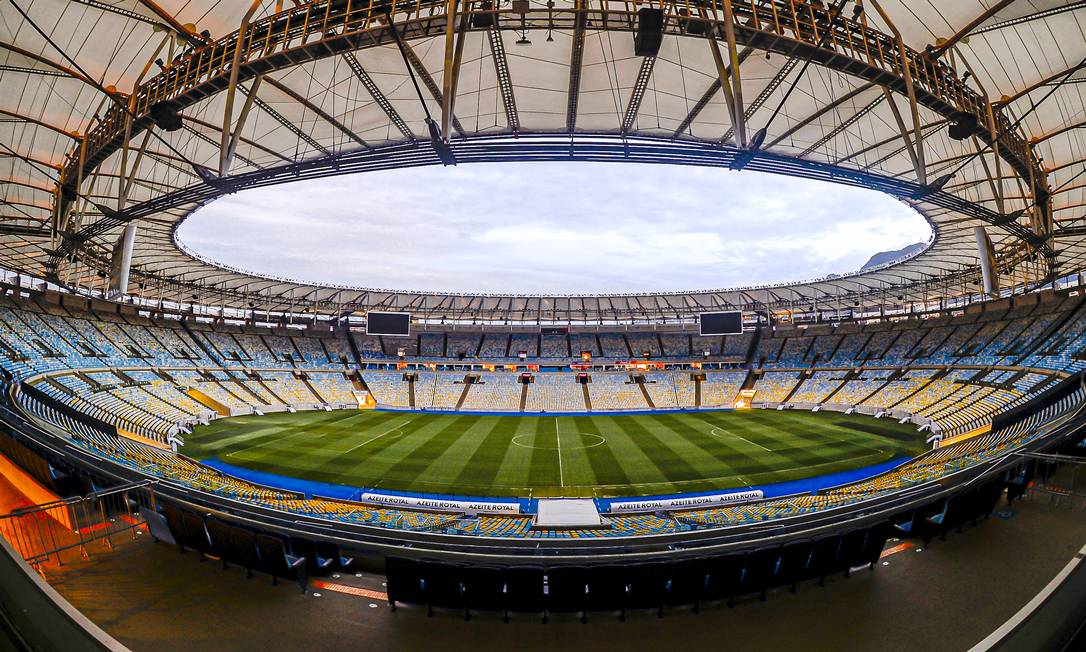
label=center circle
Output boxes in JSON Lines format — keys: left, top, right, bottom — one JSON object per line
{"left": 511, "top": 432, "right": 606, "bottom": 450}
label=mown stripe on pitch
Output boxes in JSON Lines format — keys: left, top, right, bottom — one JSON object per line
{"left": 338, "top": 414, "right": 455, "bottom": 487}
{"left": 594, "top": 416, "right": 671, "bottom": 487}
{"left": 452, "top": 416, "right": 519, "bottom": 490}
{"left": 607, "top": 415, "right": 699, "bottom": 488}
{"left": 526, "top": 417, "right": 558, "bottom": 488}
{"left": 554, "top": 417, "right": 599, "bottom": 490}
{"left": 412, "top": 416, "right": 502, "bottom": 489}
{"left": 367, "top": 414, "right": 477, "bottom": 489}
{"left": 491, "top": 417, "right": 541, "bottom": 493}
{"left": 640, "top": 413, "right": 749, "bottom": 482}
{"left": 575, "top": 416, "right": 629, "bottom": 487}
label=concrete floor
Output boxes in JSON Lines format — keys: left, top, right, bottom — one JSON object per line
{"left": 38, "top": 496, "right": 1086, "bottom": 652}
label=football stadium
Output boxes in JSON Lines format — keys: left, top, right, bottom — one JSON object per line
{"left": 0, "top": 1, "right": 1085, "bottom": 650}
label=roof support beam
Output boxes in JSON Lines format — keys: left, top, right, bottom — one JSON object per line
{"left": 136, "top": 0, "right": 207, "bottom": 46}
{"left": 621, "top": 56, "right": 657, "bottom": 134}
{"left": 767, "top": 82, "right": 875, "bottom": 149}
{"left": 487, "top": 27, "right": 519, "bottom": 133}
{"left": 0, "top": 108, "right": 80, "bottom": 141}
{"left": 219, "top": 1, "right": 264, "bottom": 177}
{"left": 264, "top": 77, "right": 370, "bottom": 151}
{"left": 929, "top": 0, "right": 1017, "bottom": 57}
{"left": 566, "top": 2, "right": 587, "bottom": 133}
{"left": 722, "top": 55, "right": 796, "bottom": 144}
{"left": 400, "top": 39, "right": 466, "bottom": 138}
{"left": 0, "top": 41, "right": 96, "bottom": 87}
{"left": 799, "top": 94, "right": 884, "bottom": 158}
{"left": 342, "top": 52, "right": 414, "bottom": 142}
{"left": 238, "top": 83, "right": 329, "bottom": 157}
{"left": 709, "top": 0, "right": 746, "bottom": 146}
{"left": 973, "top": 0, "right": 1086, "bottom": 37}
{"left": 1031, "top": 119, "right": 1086, "bottom": 145}
{"left": 868, "top": 0, "right": 927, "bottom": 183}
{"left": 441, "top": 0, "right": 461, "bottom": 140}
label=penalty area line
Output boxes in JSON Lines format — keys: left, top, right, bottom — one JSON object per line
{"left": 709, "top": 427, "right": 774, "bottom": 452}
{"left": 344, "top": 417, "right": 417, "bottom": 454}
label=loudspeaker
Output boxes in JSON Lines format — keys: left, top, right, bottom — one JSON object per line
{"left": 947, "top": 111, "right": 978, "bottom": 141}
{"left": 148, "top": 102, "right": 183, "bottom": 132}
{"left": 471, "top": 0, "right": 495, "bottom": 28}
{"left": 679, "top": 8, "right": 708, "bottom": 36}
{"left": 634, "top": 8, "right": 664, "bottom": 57}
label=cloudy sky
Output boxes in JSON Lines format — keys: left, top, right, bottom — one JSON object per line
{"left": 177, "top": 162, "right": 932, "bottom": 294}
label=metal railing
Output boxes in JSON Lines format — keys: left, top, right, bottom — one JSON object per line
{"left": 1018, "top": 452, "right": 1086, "bottom": 511}
{"left": 0, "top": 480, "right": 156, "bottom": 575}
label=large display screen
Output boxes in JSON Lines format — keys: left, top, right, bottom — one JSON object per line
{"left": 699, "top": 311, "right": 744, "bottom": 336}
{"left": 366, "top": 311, "right": 411, "bottom": 336}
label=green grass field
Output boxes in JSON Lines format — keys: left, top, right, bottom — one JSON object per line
{"left": 181, "top": 409, "right": 927, "bottom": 498}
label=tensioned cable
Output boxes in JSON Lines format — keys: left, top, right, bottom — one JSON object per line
{"left": 759, "top": 0, "right": 850, "bottom": 136}
{"left": 7, "top": 0, "right": 210, "bottom": 182}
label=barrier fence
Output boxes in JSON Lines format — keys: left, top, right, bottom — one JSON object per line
{"left": 0, "top": 480, "right": 155, "bottom": 576}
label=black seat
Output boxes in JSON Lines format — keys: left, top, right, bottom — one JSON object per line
{"left": 859, "top": 523, "right": 894, "bottom": 569}
{"left": 503, "top": 566, "right": 545, "bottom": 622}
{"left": 625, "top": 562, "right": 669, "bottom": 617}
{"left": 180, "top": 511, "right": 210, "bottom": 560}
{"left": 254, "top": 533, "right": 307, "bottom": 593}
{"left": 835, "top": 528, "right": 868, "bottom": 577}
{"left": 703, "top": 553, "right": 745, "bottom": 606}
{"left": 803, "top": 535, "right": 841, "bottom": 586}
{"left": 738, "top": 546, "right": 781, "bottom": 601}
{"left": 315, "top": 541, "right": 354, "bottom": 571}
{"left": 228, "top": 526, "right": 260, "bottom": 578}
{"left": 585, "top": 565, "right": 628, "bottom": 620}
{"left": 386, "top": 557, "right": 424, "bottom": 610}
{"left": 160, "top": 504, "right": 187, "bottom": 553}
{"left": 546, "top": 566, "right": 588, "bottom": 622}
{"left": 420, "top": 561, "right": 464, "bottom": 617}
{"left": 204, "top": 517, "right": 234, "bottom": 570}
{"left": 289, "top": 537, "right": 334, "bottom": 576}
{"left": 461, "top": 566, "right": 505, "bottom": 620}
{"left": 665, "top": 558, "right": 707, "bottom": 611}
{"left": 776, "top": 540, "right": 814, "bottom": 593}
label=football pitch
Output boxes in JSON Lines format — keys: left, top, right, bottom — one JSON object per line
{"left": 181, "top": 409, "right": 927, "bottom": 498}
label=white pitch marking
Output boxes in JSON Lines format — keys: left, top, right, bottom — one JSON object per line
{"left": 709, "top": 427, "right": 774, "bottom": 452}
{"left": 555, "top": 417, "right": 565, "bottom": 487}
{"left": 344, "top": 417, "right": 416, "bottom": 454}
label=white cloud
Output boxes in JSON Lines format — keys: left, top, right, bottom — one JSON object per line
{"left": 176, "top": 162, "right": 931, "bottom": 293}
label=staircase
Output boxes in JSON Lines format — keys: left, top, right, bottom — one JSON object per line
{"left": 582, "top": 383, "right": 592, "bottom": 410}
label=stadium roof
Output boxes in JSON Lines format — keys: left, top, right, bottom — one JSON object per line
{"left": 0, "top": 0, "right": 1084, "bottom": 322}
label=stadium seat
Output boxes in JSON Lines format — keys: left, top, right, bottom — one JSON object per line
{"left": 776, "top": 540, "right": 814, "bottom": 593}
{"left": 546, "top": 566, "right": 589, "bottom": 622}
{"left": 802, "top": 536, "right": 842, "bottom": 586}
{"left": 624, "top": 562, "right": 669, "bottom": 617}
{"left": 585, "top": 565, "right": 629, "bottom": 620}
{"left": 180, "top": 510, "right": 211, "bottom": 561}
{"left": 420, "top": 561, "right": 465, "bottom": 617}
{"left": 665, "top": 558, "right": 708, "bottom": 612}
{"left": 385, "top": 557, "right": 424, "bottom": 610}
{"left": 502, "top": 566, "right": 546, "bottom": 622}
{"left": 254, "top": 534, "right": 308, "bottom": 593}
{"left": 228, "top": 526, "right": 260, "bottom": 579}
{"left": 835, "top": 529, "right": 869, "bottom": 577}
{"left": 139, "top": 506, "right": 175, "bottom": 546}
{"left": 461, "top": 566, "right": 505, "bottom": 620}
{"left": 315, "top": 541, "right": 354, "bottom": 572}
{"left": 702, "top": 553, "right": 745, "bottom": 606}
{"left": 289, "top": 537, "right": 335, "bottom": 576}
{"left": 204, "top": 517, "right": 235, "bottom": 570}
{"left": 738, "top": 546, "right": 781, "bottom": 601}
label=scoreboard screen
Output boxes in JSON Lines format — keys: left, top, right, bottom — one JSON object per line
{"left": 699, "top": 311, "right": 743, "bottom": 336}
{"left": 366, "top": 311, "right": 411, "bottom": 336}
